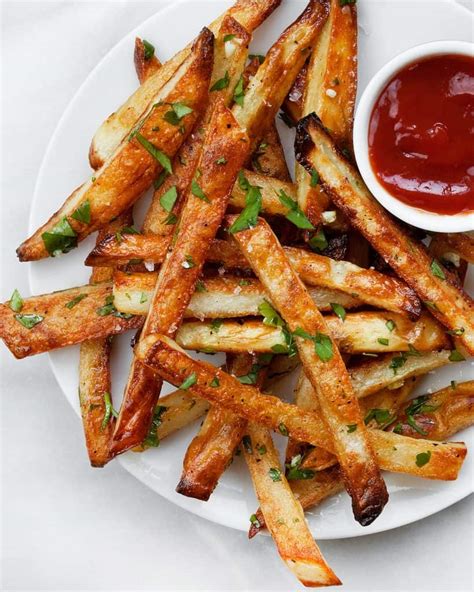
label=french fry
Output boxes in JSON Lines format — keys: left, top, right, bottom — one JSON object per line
{"left": 135, "top": 334, "right": 467, "bottom": 482}
{"left": 143, "top": 16, "right": 251, "bottom": 237}
{"left": 243, "top": 424, "right": 341, "bottom": 587}
{"left": 387, "top": 380, "right": 474, "bottom": 440}
{"left": 111, "top": 100, "right": 250, "bottom": 455}
{"left": 295, "top": 0, "right": 357, "bottom": 224}
{"left": 174, "top": 312, "right": 449, "bottom": 354}
{"left": 0, "top": 299, "right": 447, "bottom": 360}
{"left": 17, "top": 30, "right": 214, "bottom": 262}
{"left": 229, "top": 217, "right": 388, "bottom": 525}
{"left": 134, "top": 37, "right": 162, "bottom": 85}
{"left": 299, "top": 377, "right": 420, "bottom": 472}
{"left": 295, "top": 114, "right": 474, "bottom": 354}
{"left": 89, "top": 0, "right": 282, "bottom": 168}
{"left": 429, "top": 233, "right": 474, "bottom": 267}
{"left": 79, "top": 212, "right": 132, "bottom": 467}
{"left": 113, "top": 272, "right": 362, "bottom": 317}
{"left": 282, "top": 63, "right": 307, "bottom": 124}
{"left": 252, "top": 380, "right": 474, "bottom": 536}
{"left": 0, "top": 283, "right": 142, "bottom": 359}
{"left": 233, "top": 0, "right": 330, "bottom": 148}
{"left": 87, "top": 234, "right": 421, "bottom": 317}
{"left": 176, "top": 354, "right": 261, "bottom": 501}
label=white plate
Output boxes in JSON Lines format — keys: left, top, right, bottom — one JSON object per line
{"left": 29, "top": 0, "right": 474, "bottom": 539}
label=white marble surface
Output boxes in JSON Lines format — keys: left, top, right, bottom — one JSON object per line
{"left": 1, "top": 2, "right": 473, "bottom": 590}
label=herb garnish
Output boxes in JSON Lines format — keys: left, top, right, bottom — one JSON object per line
{"left": 101, "top": 392, "right": 119, "bottom": 430}
{"left": 160, "top": 186, "right": 178, "bottom": 212}
{"left": 163, "top": 103, "right": 193, "bottom": 126}
{"left": 330, "top": 303, "right": 346, "bottom": 322}
{"left": 134, "top": 133, "right": 172, "bottom": 174}
{"left": 310, "top": 169, "right": 320, "bottom": 188}
{"left": 430, "top": 259, "right": 446, "bottom": 280}
{"left": 42, "top": 217, "right": 78, "bottom": 256}
{"left": 233, "top": 75, "right": 245, "bottom": 107}
{"left": 286, "top": 455, "right": 315, "bottom": 480}
{"left": 278, "top": 190, "right": 314, "bottom": 229}
{"left": 237, "top": 364, "right": 260, "bottom": 385}
{"left": 293, "top": 327, "right": 334, "bottom": 362}
{"left": 191, "top": 179, "right": 210, "bottom": 202}
{"left": 9, "top": 289, "right": 23, "bottom": 312}
{"left": 71, "top": 200, "right": 91, "bottom": 224}
{"left": 143, "top": 39, "right": 155, "bottom": 60}
{"left": 15, "top": 313, "right": 44, "bottom": 329}
{"left": 144, "top": 406, "right": 166, "bottom": 447}
{"left": 308, "top": 229, "right": 328, "bottom": 253}
{"left": 416, "top": 451, "right": 431, "bottom": 467}
{"left": 210, "top": 70, "right": 230, "bottom": 92}
{"left": 180, "top": 373, "right": 197, "bottom": 390}
{"left": 65, "top": 294, "right": 87, "bottom": 309}
{"left": 269, "top": 468, "right": 282, "bottom": 482}
{"left": 228, "top": 172, "right": 262, "bottom": 234}
{"left": 210, "top": 376, "right": 220, "bottom": 387}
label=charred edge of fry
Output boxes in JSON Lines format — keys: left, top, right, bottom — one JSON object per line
{"left": 134, "top": 37, "right": 162, "bottom": 85}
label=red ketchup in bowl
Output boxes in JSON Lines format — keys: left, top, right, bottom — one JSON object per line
{"left": 368, "top": 54, "right": 474, "bottom": 216}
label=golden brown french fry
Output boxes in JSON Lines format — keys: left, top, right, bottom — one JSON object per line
{"left": 174, "top": 312, "right": 449, "bottom": 355}
{"left": 229, "top": 217, "right": 388, "bottom": 526}
{"left": 295, "top": 0, "right": 357, "bottom": 224}
{"left": 0, "top": 298, "right": 447, "bottom": 360}
{"left": 134, "top": 38, "right": 162, "bottom": 85}
{"left": 349, "top": 350, "right": 454, "bottom": 399}
{"left": 176, "top": 354, "right": 260, "bottom": 501}
{"left": 251, "top": 125, "right": 291, "bottom": 182}
{"left": 0, "top": 284, "right": 142, "bottom": 359}
{"left": 254, "top": 380, "right": 474, "bottom": 536}
{"left": 86, "top": 234, "right": 421, "bottom": 318}
{"left": 135, "top": 334, "right": 467, "bottom": 482}
{"left": 387, "top": 380, "right": 474, "bottom": 440}
{"left": 429, "top": 233, "right": 474, "bottom": 267}
{"left": 299, "top": 377, "right": 420, "bottom": 472}
{"left": 113, "top": 272, "right": 362, "bottom": 317}
{"left": 295, "top": 114, "right": 474, "bottom": 354}
{"left": 89, "top": 0, "right": 282, "bottom": 168}
{"left": 233, "top": 0, "right": 330, "bottom": 148}
{"left": 243, "top": 424, "right": 341, "bottom": 587}
{"left": 143, "top": 16, "right": 251, "bottom": 237}
{"left": 17, "top": 30, "right": 214, "bottom": 262}
{"left": 111, "top": 100, "right": 250, "bottom": 456}
{"left": 78, "top": 212, "right": 132, "bottom": 467}
{"left": 282, "top": 62, "right": 307, "bottom": 124}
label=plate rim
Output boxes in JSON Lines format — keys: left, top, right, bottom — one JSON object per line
{"left": 27, "top": 0, "right": 474, "bottom": 540}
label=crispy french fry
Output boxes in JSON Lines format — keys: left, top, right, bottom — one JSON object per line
{"left": 143, "top": 16, "right": 251, "bottom": 237}
{"left": 233, "top": 0, "right": 330, "bottom": 148}
{"left": 134, "top": 38, "right": 162, "bottom": 84}
{"left": 243, "top": 424, "right": 341, "bottom": 587}
{"left": 282, "top": 63, "right": 307, "bottom": 124}
{"left": 17, "top": 30, "right": 214, "bottom": 262}
{"left": 299, "top": 377, "right": 420, "bottom": 472}
{"left": 112, "top": 100, "right": 250, "bottom": 455}
{"left": 79, "top": 212, "right": 132, "bottom": 467}
{"left": 135, "top": 334, "right": 467, "bottom": 482}
{"left": 388, "top": 380, "right": 474, "bottom": 440}
{"left": 254, "top": 380, "right": 474, "bottom": 536}
{"left": 0, "top": 284, "right": 142, "bottom": 359}
{"left": 229, "top": 217, "right": 388, "bottom": 526}
{"left": 89, "top": 0, "right": 282, "bottom": 168}
{"left": 429, "top": 233, "right": 474, "bottom": 267}
{"left": 176, "top": 354, "right": 260, "bottom": 501}
{"left": 295, "top": 114, "right": 474, "bottom": 354}
{"left": 113, "top": 272, "right": 362, "bottom": 317}
{"left": 295, "top": 0, "right": 357, "bottom": 224}
{"left": 86, "top": 234, "right": 421, "bottom": 317}
{"left": 174, "top": 311, "right": 449, "bottom": 354}
{"left": 0, "top": 299, "right": 447, "bottom": 360}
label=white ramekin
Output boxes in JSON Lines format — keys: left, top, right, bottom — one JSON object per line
{"left": 354, "top": 40, "right": 474, "bottom": 233}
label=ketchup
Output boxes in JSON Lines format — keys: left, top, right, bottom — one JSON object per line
{"left": 369, "top": 54, "right": 474, "bottom": 216}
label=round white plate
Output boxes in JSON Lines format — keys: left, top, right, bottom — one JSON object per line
{"left": 29, "top": 0, "right": 473, "bottom": 539}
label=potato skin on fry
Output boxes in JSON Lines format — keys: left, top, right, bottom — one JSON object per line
{"left": 17, "top": 29, "right": 214, "bottom": 261}
{"left": 134, "top": 37, "right": 162, "bottom": 85}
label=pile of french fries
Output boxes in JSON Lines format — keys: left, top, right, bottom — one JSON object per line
{"left": 2, "top": 0, "right": 474, "bottom": 586}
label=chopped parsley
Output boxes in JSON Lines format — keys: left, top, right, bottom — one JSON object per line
{"left": 210, "top": 376, "right": 220, "bottom": 387}
{"left": 278, "top": 423, "right": 289, "bottom": 436}
{"left": 142, "top": 39, "right": 155, "bottom": 60}
{"left": 9, "top": 289, "right": 23, "bottom": 313}
{"left": 233, "top": 75, "right": 245, "bottom": 107}
{"left": 154, "top": 170, "right": 169, "bottom": 190}
{"left": 143, "top": 405, "right": 166, "bottom": 447}
{"left": 65, "top": 293, "right": 87, "bottom": 309}
{"left": 386, "top": 319, "right": 396, "bottom": 332}
{"left": 330, "top": 302, "right": 346, "bottom": 322}
{"left": 210, "top": 318, "right": 223, "bottom": 333}
{"left": 191, "top": 179, "right": 210, "bottom": 202}
{"left": 42, "top": 217, "right": 77, "bottom": 256}
{"left": 223, "top": 34, "right": 236, "bottom": 42}
{"left": 195, "top": 280, "right": 207, "bottom": 293}
{"left": 228, "top": 172, "right": 262, "bottom": 234}
{"left": 134, "top": 133, "right": 172, "bottom": 174}
{"left": 346, "top": 424, "right": 357, "bottom": 433}
{"left": 449, "top": 350, "right": 465, "bottom": 362}
{"left": 278, "top": 190, "right": 314, "bottom": 229}
{"left": 215, "top": 157, "right": 227, "bottom": 165}
{"left": 15, "top": 313, "right": 44, "bottom": 329}
{"left": 180, "top": 373, "right": 197, "bottom": 390}
{"left": 310, "top": 169, "right": 320, "bottom": 188}
{"left": 237, "top": 364, "right": 260, "bottom": 385}
{"left": 256, "top": 444, "right": 267, "bottom": 455}
{"left": 430, "top": 259, "right": 446, "bottom": 280}
{"left": 163, "top": 102, "right": 193, "bottom": 126}
{"left": 286, "top": 454, "right": 315, "bottom": 480}
{"left": 269, "top": 468, "right": 282, "bottom": 482}
{"left": 71, "top": 200, "right": 91, "bottom": 224}
{"left": 364, "top": 408, "right": 395, "bottom": 429}
{"left": 140, "top": 292, "right": 148, "bottom": 304}
{"left": 416, "top": 451, "right": 431, "bottom": 468}
{"left": 293, "top": 327, "right": 334, "bottom": 362}
{"left": 96, "top": 294, "right": 133, "bottom": 319}
{"left": 308, "top": 229, "right": 328, "bottom": 253}
{"left": 210, "top": 70, "right": 230, "bottom": 92}
{"left": 259, "top": 300, "right": 284, "bottom": 327}
{"left": 249, "top": 514, "right": 261, "bottom": 528}
{"left": 378, "top": 338, "right": 389, "bottom": 346}
{"left": 159, "top": 186, "right": 178, "bottom": 212}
